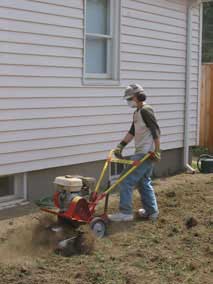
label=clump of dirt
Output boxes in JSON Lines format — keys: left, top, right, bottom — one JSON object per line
{"left": 185, "top": 217, "right": 198, "bottom": 229}
{"left": 165, "top": 191, "right": 176, "bottom": 198}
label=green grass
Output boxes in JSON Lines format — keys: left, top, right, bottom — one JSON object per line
{"left": 192, "top": 146, "right": 209, "bottom": 157}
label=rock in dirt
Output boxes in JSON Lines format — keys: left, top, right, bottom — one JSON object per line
{"left": 19, "top": 266, "right": 31, "bottom": 276}
{"left": 166, "top": 191, "right": 176, "bottom": 198}
{"left": 0, "top": 237, "right": 7, "bottom": 243}
{"left": 185, "top": 217, "right": 198, "bottom": 229}
{"left": 20, "top": 267, "right": 28, "bottom": 274}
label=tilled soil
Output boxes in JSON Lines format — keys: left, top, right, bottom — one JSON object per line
{"left": 0, "top": 172, "right": 212, "bottom": 284}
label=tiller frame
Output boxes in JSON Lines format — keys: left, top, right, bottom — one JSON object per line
{"left": 40, "top": 150, "right": 151, "bottom": 232}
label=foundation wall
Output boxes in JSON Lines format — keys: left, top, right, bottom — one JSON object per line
{"left": 27, "top": 147, "right": 190, "bottom": 201}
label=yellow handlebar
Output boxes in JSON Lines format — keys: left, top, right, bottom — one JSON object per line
{"left": 94, "top": 150, "right": 151, "bottom": 194}
{"left": 108, "top": 149, "right": 134, "bottom": 165}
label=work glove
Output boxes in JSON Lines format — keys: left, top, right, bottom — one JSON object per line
{"left": 149, "top": 151, "right": 161, "bottom": 162}
{"left": 114, "top": 143, "right": 125, "bottom": 159}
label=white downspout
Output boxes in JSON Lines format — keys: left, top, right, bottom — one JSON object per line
{"left": 184, "top": 1, "right": 195, "bottom": 173}
{"left": 197, "top": 3, "right": 203, "bottom": 145}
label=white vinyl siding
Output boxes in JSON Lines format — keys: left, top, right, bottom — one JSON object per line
{"left": 0, "top": 0, "right": 201, "bottom": 176}
{"left": 120, "top": 0, "right": 200, "bottom": 151}
{"left": 0, "top": 0, "right": 84, "bottom": 88}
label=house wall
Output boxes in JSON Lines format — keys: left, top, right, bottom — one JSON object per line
{"left": 0, "top": 0, "right": 201, "bottom": 178}
{"left": 28, "top": 147, "right": 187, "bottom": 201}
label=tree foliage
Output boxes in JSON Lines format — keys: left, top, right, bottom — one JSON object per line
{"left": 202, "top": 2, "right": 213, "bottom": 63}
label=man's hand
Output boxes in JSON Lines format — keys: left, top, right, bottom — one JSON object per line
{"left": 149, "top": 151, "right": 161, "bottom": 162}
{"left": 114, "top": 143, "right": 124, "bottom": 159}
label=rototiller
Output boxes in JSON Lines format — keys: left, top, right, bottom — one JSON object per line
{"left": 37, "top": 150, "right": 151, "bottom": 243}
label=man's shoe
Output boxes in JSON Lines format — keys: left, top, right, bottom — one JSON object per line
{"left": 138, "top": 208, "right": 158, "bottom": 221}
{"left": 108, "top": 212, "right": 134, "bottom": 222}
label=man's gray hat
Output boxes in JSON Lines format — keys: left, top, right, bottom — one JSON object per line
{"left": 124, "top": 83, "right": 145, "bottom": 100}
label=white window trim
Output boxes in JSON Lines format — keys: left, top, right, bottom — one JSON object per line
{"left": 14, "top": 173, "right": 27, "bottom": 200}
{"left": 83, "top": 0, "right": 120, "bottom": 85}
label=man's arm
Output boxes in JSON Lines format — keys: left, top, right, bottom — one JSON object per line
{"left": 114, "top": 123, "right": 134, "bottom": 158}
{"left": 121, "top": 122, "right": 135, "bottom": 145}
{"left": 141, "top": 106, "right": 160, "bottom": 151}
{"left": 121, "top": 132, "right": 134, "bottom": 146}
{"left": 141, "top": 106, "right": 161, "bottom": 153}
{"left": 154, "top": 137, "right": 160, "bottom": 152}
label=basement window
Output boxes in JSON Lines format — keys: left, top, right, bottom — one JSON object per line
{"left": 0, "top": 176, "right": 14, "bottom": 199}
{"left": 0, "top": 174, "right": 26, "bottom": 204}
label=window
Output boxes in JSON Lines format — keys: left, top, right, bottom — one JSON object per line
{"left": 0, "top": 176, "right": 14, "bottom": 198}
{"left": 0, "top": 174, "right": 26, "bottom": 204}
{"left": 84, "top": 0, "right": 120, "bottom": 83}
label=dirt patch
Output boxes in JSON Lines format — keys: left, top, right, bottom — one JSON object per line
{"left": 0, "top": 173, "right": 212, "bottom": 284}
{"left": 0, "top": 213, "right": 94, "bottom": 267}
{"left": 0, "top": 214, "right": 55, "bottom": 266}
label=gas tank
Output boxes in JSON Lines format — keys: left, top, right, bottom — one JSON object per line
{"left": 54, "top": 176, "right": 83, "bottom": 192}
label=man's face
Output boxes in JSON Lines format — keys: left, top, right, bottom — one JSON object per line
{"left": 132, "top": 95, "right": 140, "bottom": 107}
{"left": 126, "top": 94, "right": 141, "bottom": 108}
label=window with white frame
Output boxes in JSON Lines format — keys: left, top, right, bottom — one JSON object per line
{"left": 84, "top": 0, "right": 120, "bottom": 82}
{"left": 0, "top": 174, "right": 26, "bottom": 203}
{"left": 0, "top": 176, "right": 14, "bottom": 198}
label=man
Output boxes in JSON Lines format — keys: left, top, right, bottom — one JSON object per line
{"left": 108, "top": 84, "right": 161, "bottom": 222}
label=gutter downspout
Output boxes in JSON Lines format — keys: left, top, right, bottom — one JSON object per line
{"left": 184, "top": 1, "right": 195, "bottom": 173}
{"left": 197, "top": 3, "right": 203, "bottom": 145}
